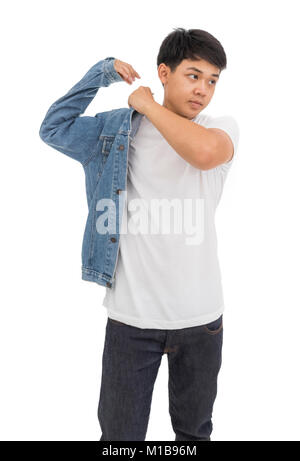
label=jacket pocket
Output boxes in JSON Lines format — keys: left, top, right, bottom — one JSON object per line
{"left": 97, "top": 135, "right": 115, "bottom": 177}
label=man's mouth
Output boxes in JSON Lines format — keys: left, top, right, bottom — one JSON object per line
{"left": 189, "top": 101, "right": 203, "bottom": 108}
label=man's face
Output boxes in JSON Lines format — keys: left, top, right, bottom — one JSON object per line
{"left": 158, "top": 58, "right": 220, "bottom": 120}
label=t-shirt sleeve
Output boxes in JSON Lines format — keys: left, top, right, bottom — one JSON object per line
{"left": 195, "top": 114, "right": 240, "bottom": 208}
{"left": 205, "top": 115, "right": 240, "bottom": 172}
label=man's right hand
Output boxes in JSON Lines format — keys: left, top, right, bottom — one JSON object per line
{"left": 113, "top": 59, "right": 141, "bottom": 85}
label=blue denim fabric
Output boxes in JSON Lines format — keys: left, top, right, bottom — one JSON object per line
{"left": 39, "top": 57, "right": 143, "bottom": 289}
{"left": 98, "top": 315, "right": 223, "bottom": 441}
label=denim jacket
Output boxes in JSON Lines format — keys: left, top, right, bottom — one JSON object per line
{"left": 39, "top": 57, "right": 143, "bottom": 289}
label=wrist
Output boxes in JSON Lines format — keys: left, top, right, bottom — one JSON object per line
{"left": 144, "top": 100, "right": 159, "bottom": 117}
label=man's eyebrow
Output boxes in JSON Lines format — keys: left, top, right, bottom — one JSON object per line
{"left": 186, "top": 67, "right": 220, "bottom": 78}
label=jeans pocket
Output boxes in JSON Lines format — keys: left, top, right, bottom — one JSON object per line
{"left": 203, "top": 315, "right": 223, "bottom": 335}
{"left": 108, "top": 317, "right": 127, "bottom": 326}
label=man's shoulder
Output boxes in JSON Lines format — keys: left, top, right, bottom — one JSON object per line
{"left": 95, "top": 106, "right": 131, "bottom": 120}
{"left": 194, "top": 111, "right": 239, "bottom": 129}
{"left": 94, "top": 107, "right": 132, "bottom": 136}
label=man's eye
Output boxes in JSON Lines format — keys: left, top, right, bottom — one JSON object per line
{"left": 188, "top": 75, "right": 216, "bottom": 85}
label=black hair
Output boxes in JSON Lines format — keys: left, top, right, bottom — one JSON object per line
{"left": 157, "top": 27, "right": 227, "bottom": 86}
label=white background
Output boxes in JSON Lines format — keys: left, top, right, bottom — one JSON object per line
{"left": 1, "top": 0, "right": 300, "bottom": 441}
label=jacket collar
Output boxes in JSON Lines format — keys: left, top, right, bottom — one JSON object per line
{"left": 100, "top": 107, "right": 143, "bottom": 138}
{"left": 129, "top": 109, "right": 143, "bottom": 140}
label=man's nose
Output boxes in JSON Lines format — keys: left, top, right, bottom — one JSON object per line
{"left": 195, "top": 82, "right": 207, "bottom": 94}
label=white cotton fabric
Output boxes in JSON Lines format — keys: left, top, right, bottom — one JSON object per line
{"left": 102, "top": 112, "right": 240, "bottom": 329}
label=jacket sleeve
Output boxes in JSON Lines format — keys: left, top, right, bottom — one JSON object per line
{"left": 38, "top": 57, "right": 123, "bottom": 165}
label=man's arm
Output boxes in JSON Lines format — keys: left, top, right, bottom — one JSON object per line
{"left": 39, "top": 57, "right": 123, "bottom": 165}
{"left": 144, "top": 101, "right": 233, "bottom": 170}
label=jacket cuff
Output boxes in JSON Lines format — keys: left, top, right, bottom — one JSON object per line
{"left": 104, "top": 56, "right": 124, "bottom": 84}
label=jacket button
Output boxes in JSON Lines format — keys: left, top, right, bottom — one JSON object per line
{"left": 106, "top": 281, "right": 112, "bottom": 288}
{"left": 118, "top": 144, "right": 125, "bottom": 150}
{"left": 111, "top": 237, "right": 117, "bottom": 242}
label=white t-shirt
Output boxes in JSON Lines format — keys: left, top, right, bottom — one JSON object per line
{"left": 102, "top": 112, "right": 240, "bottom": 329}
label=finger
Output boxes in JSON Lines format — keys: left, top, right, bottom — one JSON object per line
{"left": 120, "top": 66, "right": 134, "bottom": 84}
{"left": 128, "top": 65, "right": 141, "bottom": 79}
{"left": 123, "top": 66, "right": 136, "bottom": 84}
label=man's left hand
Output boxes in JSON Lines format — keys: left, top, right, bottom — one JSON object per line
{"left": 128, "top": 86, "right": 156, "bottom": 115}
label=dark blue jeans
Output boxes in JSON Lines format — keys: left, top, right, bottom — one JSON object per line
{"left": 98, "top": 314, "right": 223, "bottom": 441}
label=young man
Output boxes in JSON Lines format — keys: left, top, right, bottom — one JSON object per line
{"left": 39, "top": 28, "right": 239, "bottom": 441}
